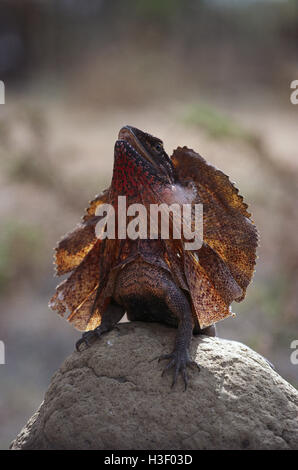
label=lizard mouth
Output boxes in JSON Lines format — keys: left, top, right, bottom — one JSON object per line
{"left": 117, "top": 126, "right": 160, "bottom": 172}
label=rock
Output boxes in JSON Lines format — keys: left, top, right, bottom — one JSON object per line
{"left": 10, "top": 322, "right": 298, "bottom": 450}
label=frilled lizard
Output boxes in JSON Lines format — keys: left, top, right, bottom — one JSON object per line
{"left": 49, "top": 126, "right": 258, "bottom": 388}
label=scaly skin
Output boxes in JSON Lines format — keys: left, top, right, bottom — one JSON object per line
{"left": 51, "top": 125, "right": 258, "bottom": 389}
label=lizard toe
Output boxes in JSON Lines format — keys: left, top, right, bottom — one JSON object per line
{"left": 159, "top": 349, "right": 199, "bottom": 389}
{"left": 75, "top": 327, "right": 102, "bottom": 352}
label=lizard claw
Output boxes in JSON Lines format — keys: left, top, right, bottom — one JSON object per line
{"left": 158, "top": 350, "right": 200, "bottom": 390}
{"left": 75, "top": 328, "right": 101, "bottom": 352}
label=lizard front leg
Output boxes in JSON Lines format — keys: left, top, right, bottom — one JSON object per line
{"left": 199, "top": 324, "right": 216, "bottom": 337}
{"left": 159, "top": 288, "right": 199, "bottom": 390}
{"left": 76, "top": 300, "right": 125, "bottom": 351}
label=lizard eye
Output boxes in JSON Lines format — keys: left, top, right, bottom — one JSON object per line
{"left": 154, "top": 143, "right": 163, "bottom": 153}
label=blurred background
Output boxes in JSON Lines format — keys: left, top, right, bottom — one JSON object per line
{"left": 0, "top": 0, "right": 298, "bottom": 449}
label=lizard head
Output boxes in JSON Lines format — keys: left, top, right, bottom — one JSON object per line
{"left": 113, "top": 126, "right": 176, "bottom": 195}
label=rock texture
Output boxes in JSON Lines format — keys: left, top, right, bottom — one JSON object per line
{"left": 11, "top": 322, "right": 298, "bottom": 450}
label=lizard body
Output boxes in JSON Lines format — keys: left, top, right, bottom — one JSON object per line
{"left": 50, "top": 126, "right": 257, "bottom": 387}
